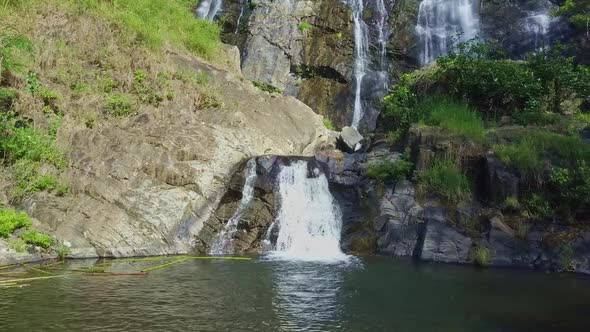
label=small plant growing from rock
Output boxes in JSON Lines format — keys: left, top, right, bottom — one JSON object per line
{"left": 252, "top": 81, "right": 283, "bottom": 94}
{"left": 298, "top": 21, "right": 312, "bottom": 33}
{"left": 56, "top": 243, "right": 70, "bottom": 260}
{"left": 503, "top": 196, "right": 520, "bottom": 212}
{"left": 323, "top": 118, "right": 335, "bottom": 131}
{"left": 471, "top": 246, "right": 491, "bottom": 267}
{"left": 9, "top": 238, "right": 27, "bottom": 253}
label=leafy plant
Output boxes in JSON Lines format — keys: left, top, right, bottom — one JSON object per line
{"left": 0, "top": 208, "right": 32, "bottom": 238}
{"left": 503, "top": 196, "right": 520, "bottom": 211}
{"left": 20, "top": 229, "right": 53, "bottom": 249}
{"left": 105, "top": 93, "right": 135, "bottom": 116}
{"left": 56, "top": 243, "right": 70, "bottom": 260}
{"left": 525, "top": 194, "right": 553, "bottom": 221}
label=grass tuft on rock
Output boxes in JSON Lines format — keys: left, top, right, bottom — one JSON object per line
{"left": 419, "top": 159, "right": 471, "bottom": 202}
{"left": 421, "top": 96, "right": 486, "bottom": 142}
{"left": 0, "top": 208, "right": 33, "bottom": 238}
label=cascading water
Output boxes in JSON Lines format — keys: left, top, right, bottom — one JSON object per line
{"left": 209, "top": 159, "right": 258, "bottom": 255}
{"left": 196, "top": 0, "right": 223, "bottom": 21}
{"left": 522, "top": 7, "right": 553, "bottom": 51}
{"left": 266, "top": 161, "right": 349, "bottom": 262}
{"left": 375, "top": 0, "right": 391, "bottom": 91}
{"left": 350, "top": 0, "right": 369, "bottom": 129}
{"left": 415, "top": 0, "right": 480, "bottom": 65}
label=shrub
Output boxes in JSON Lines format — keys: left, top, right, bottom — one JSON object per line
{"left": 419, "top": 159, "right": 470, "bottom": 202}
{"left": 0, "top": 208, "right": 32, "bottom": 238}
{"left": 367, "top": 158, "right": 413, "bottom": 183}
{"left": 323, "top": 118, "right": 335, "bottom": 130}
{"left": 471, "top": 246, "right": 491, "bottom": 267}
{"left": 0, "top": 31, "right": 34, "bottom": 78}
{"left": 32, "top": 175, "right": 59, "bottom": 192}
{"left": 525, "top": 194, "right": 553, "bottom": 221}
{"left": 37, "top": 87, "right": 59, "bottom": 107}
{"left": 105, "top": 93, "right": 134, "bottom": 116}
{"left": 20, "top": 229, "right": 53, "bottom": 249}
{"left": 0, "top": 120, "right": 64, "bottom": 166}
{"left": 421, "top": 96, "right": 485, "bottom": 141}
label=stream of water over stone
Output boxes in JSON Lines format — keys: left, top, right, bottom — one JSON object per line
{"left": 209, "top": 159, "right": 258, "bottom": 255}
{"left": 195, "top": 0, "right": 223, "bottom": 21}
{"left": 265, "top": 160, "right": 349, "bottom": 262}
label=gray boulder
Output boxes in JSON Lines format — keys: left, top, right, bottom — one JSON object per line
{"left": 338, "top": 126, "right": 363, "bottom": 152}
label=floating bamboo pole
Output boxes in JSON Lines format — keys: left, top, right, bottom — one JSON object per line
{"left": 141, "top": 258, "right": 188, "bottom": 272}
{"left": 0, "top": 274, "right": 71, "bottom": 284}
{"left": 23, "top": 264, "right": 53, "bottom": 275}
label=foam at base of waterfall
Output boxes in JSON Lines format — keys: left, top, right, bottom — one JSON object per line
{"left": 265, "top": 160, "right": 351, "bottom": 263}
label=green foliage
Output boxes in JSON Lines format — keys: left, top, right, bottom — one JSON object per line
{"left": 549, "top": 162, "right": 590, "bottom": 213}
{"left": 0, "top": 31, "right": 34, "bottom": 78}
{"left": 252, "top": 81, "right": 283, "bottom": 94}
{"left": 26, "top": 71, "right": 40, "bottom": 93}
{"left": 495, "top": 139, "right": 543, "bottom": 176}
{"left": 9, "top": 238, "right": 26, "bottom": 253}
{"left": 495, "top": 131, "right": 590, "bottom": 176}
{"left": 298, "top": 21, "right": 312, "bottom": 33}
{"left": 557, "top": 244, "right": 575, "bottom": 271}
{"left": 37, "top": 87, "right": 59, "bottom": 108}
{"left": 0, "top": 88, "right": 18, "bottom": 111}
{"left": 513, "top": 112, "right": 561, "bottom": 126}
{"left": 99, "top": 75, "right": 118, "bottom": 93}
{"left": 421, "top": 96, "right": 485, "bottom": 141}
{"left": 419, "top": 159, "right": 471, "bottom": 202}
{"left": 323, "top": 118, "right": 335, "bottom": 130}
{"left": 31, "top": 174, "right": 59, "bottom": 192}
{"left": 0, "top": 119, "right": 64, "bottom": 166}
{"left": 525, "top": 194, "right": 553, "bottom": 221}
{"left": 382, "top": 43, "right": 590, "bottom": 133}
{"left": 20, "top": 229, "right": 53, "bottom": 249}
{"left": 0, "top": 208, "right": 32, "bottom": 238}
{"left": 132, "top": 70, "right": 164, "bottom": 106}
{"left": 436, "top": 43, "right": 545, "bottom": 115}
{"left": 56, "top": 243, "right": 70, "bottom": 260}
{"left": 366, "top": 158, "right": 413, "bottom": 183}
{"left": 75, "top": 0, "right": 220, "bottom": 58}
{"left": 105, "top": 93, "right": 135, "bottom": 116}
{"left": 471, "top": 246, "right": 491, "bottom": 267}
{"left": 503, "top": 196, "right": 520, "bottom": 211}
{"left": 552, "top": 0, "right": 590, "bottom": 31}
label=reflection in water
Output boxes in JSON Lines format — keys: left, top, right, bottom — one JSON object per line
{"left": 270, "top": 262, "right": 353, "bottom": 332}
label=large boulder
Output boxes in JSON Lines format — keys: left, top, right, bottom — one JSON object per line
{"left": 338, "top": 126, "right": 364, "bottom": 152}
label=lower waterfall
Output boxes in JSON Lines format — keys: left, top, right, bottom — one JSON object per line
{"left": 266, "top": 160, "right": 349, "bottom": 262}
{"left": 209, "top": 159, "right": 258, "bottom": 255}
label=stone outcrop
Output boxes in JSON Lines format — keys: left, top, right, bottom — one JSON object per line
{"left": 2, "top": 52, "right": 329, "bottom": 262}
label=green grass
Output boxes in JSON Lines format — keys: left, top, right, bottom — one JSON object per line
{"left": 298, "top": 21, "right": 312, "bottom": 33}
{"left": 252, "top": 81, "right": 283, "bottom": 94}
{"left": 74, "top": 0, "right": 220, "bottom": 58}
{"left": 20, "top": 229, "right": 53, "bottom": 249}
{"left": 0, "top": 121, "right": 64, "bottom": 167}
{"left": 323, "top": 118, "right": 335, "bottom": 131}
{"left": 0, "top": 208, "right": 33, "bottom": 238}
{"left": 0, "top": 88, "right": 18, "bottom": 111}
{"left": 471, "top": 246, "right": 491, "bottom": 267}
{"left": 495, "top": 130, "right": 590, "bottom": 176}
{"left": 9, "top": 238, "right": 27, "bottom": 253}
{"left": 105, "top": 93, "right": 135, "bottom": 116}
{"left": 366, "top": 158, "right": 413, "bottom": 183}
{"left": 419, "top": 159, "right": 471, "bottom": 202}
{"left": 421, "top": 97, "right": 486, "bottom": 142}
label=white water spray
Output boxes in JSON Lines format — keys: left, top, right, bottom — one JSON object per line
{"left": 266, "top": 161, "right": 348, "bottom": 262}
{"left": 196, "top": 0, "right": 223, "bottom": 21}
{"left": 415, "top": 0, "right": 480, "bottom": 65}
{"left": 350, "top": 0, "right": 369, "bottom": 129}
{"left": 522, "top": 11, "right": 552, "bottom": 51}
{"left": 209, "top": 159, "right": 258, "bottom": 255}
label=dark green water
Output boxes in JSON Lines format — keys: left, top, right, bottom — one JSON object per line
{"left": 1, "top": 256, "right": 590, "bottom": 331}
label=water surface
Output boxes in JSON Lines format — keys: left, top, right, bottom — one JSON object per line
{"left": 1, "top": 257, "right": 589, "bottom": 331}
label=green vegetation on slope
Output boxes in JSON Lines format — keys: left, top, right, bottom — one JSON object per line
{"left": 418, "top": 159, "right": 471, "bottom": 203}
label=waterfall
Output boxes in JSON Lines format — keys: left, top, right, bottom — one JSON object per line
{"left": 350, "top": 0, "right": 369, "bottom": 129}
{"left": 234, "top": 0, "right": 247, "bottom": 34}
{"left": 415, "top": 0, "right": 480, "bottom": 65}
{"left": 522, "top": 8, "right": 553, "bottom": 52}
{"left": 266, "top": 160, "right": 349, "bottom": 262}
{"left": 375, "top": 0, "right": 390, "bottom": 91}
{"left": 209, "top": 159, "right": 258, "bottom": 255}
{"left": 196, "top": 0, "right": 223, "bottom": 21}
